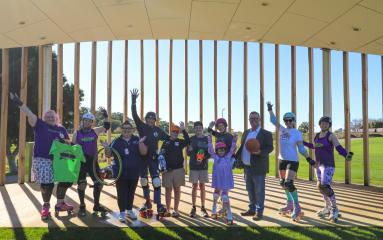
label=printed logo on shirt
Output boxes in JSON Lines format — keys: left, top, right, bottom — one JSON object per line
{"left": 59, "top": 133, "right": 65, "bottom": 139}
{"left": 124, "top": 148, "right": 130, "bottom": 155}
{"left": 174, "top": 142, "right": 179, "bottom": 147}
{"left": 60, "top": 151, "right": 76, "bottom": 161}
{"left": 153, "top": 131, "right": 159, "bottom": 138}
{"left": 281, "top": 130, "right": 290, "bottom": 141}
{"left": 81, "top": 136, "right": 96, "bottom": 142}
{"left": 48, "top": 128, "right": 64, "bottom": 136}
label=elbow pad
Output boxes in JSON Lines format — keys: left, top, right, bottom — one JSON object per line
{"left": 103, "top": 121, "right": 111, "bottom": 131}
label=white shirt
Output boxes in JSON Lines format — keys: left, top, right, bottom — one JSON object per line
{"left": 278, "top": 127, "right": 303, "bottom": 162}
{"left": 241, "top": 126, "right": 261, "bottom": 166}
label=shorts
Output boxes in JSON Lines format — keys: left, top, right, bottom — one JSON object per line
{"left": 278, "top": 159, "right": 299, "bottom": 172}
{"left": 32, "top": 157, "right": 54, "bottom": 184}
{"left": 189, "top": 170, "right": 209, "bottom": 184}
{"left": 162, "top": 168, "right": 185, "bottom": 188}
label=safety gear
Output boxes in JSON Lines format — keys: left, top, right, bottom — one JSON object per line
{"left": 145, "top": 111, "right": 157, "bottom": 120}
{"left": 279, "top": 179, "right": 286, "bottom": 188}
{"left": 152, "top": 177, "right": 161, "bottom": 188}
{"left": 215, "top": 118, "right": 227, "bottom": 128}
{"left": 284, "top": 180, "right": 296, "bottom": 192}
{"left": 82, "top": 113, "right": 95, "bottom": 121}
{"left": 283, "top": 112, "right": 296, "bottom": 121}
{"left": 9, "top": 92, "right": 23, "bottom": 107}
{"left": 140, "top": 177, "right": 148, "bottom": 187}
{"left": 215, "top": 141, "right": 226, "bottom": 151}
{"left": 319, "top": 116, "right": 332, "bottom": 127}
{"left": 306, "top": 157, "right": 316, "bottom": 166}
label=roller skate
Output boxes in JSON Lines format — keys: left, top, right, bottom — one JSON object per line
{"left": 78, "top": 204, "right": 86, "bottom": 217}
{"left": 54, "top": 202, "right": 74, "bottom": 217}
{"left": 329, "top": 207, "right": 340, "bottom": 223}
{"left": 139, "top": 201, "right": 153, "bottom": 219}
{"left": 156, "top": 205, "right": 170, "bottom": 220}
{"left": 190, "top": 206, "right": 196, "bottom": 218}
{"left": 201, "top": 207, "right": 209, "bottom": 218}
{"left": 316, "top": 206, "right": 331, "bottom": 218}
{"left": 41, "top": 203, "right": 51, "bottom": 221}
{"left": 278, "top": 201, "right": 293, "bottom": 216}
{"left": 93, "top": 205, "right": 108, "bottom": 218}
{"left": 211, "top": 203, "right": 218, "bottom": 219}
{"left": 291, "top": 205, "right": 304, "bottom": 222}
{"left": 226, "top": 217, "right": 234, "bottom": 225}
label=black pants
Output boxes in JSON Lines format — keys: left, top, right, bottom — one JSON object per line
{"left": 116, "top": 178, "right": 138, "bottom": 212}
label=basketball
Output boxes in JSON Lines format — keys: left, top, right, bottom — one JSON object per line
{"left": 246, "top": 138, "right": 260, "bottom": 153}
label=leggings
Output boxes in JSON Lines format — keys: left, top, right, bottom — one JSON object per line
{"left": 116, "top": 179, "right": 139, "bottom": 212}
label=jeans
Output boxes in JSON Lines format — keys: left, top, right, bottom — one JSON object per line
{"left": 244, "top": 166, "right": 266, "bottom": 215}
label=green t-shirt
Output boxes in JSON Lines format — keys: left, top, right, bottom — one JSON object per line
{"left": 50, "top": 140, "right": 85, "bottom": 183}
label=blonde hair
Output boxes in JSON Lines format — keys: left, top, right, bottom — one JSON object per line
{"left": 43, "top": 110, "right": 61, "bottom": 126}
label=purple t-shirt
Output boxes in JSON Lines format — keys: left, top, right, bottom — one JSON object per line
{"left": 33, "top": 119, "right": 69, "bottom": 159}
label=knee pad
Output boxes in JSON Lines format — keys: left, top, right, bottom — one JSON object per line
{"left": 152, "top": 177, "right": 161, "bottom": 188}
{"left": 78, "top": 180, "right": 87, "bottom": 191}
{"left": 284, "top": 180, "right": 296, "bottom": 192}
{"left": 140, "top": 177, "right": 149, "bottom": 187}
{"left": 279, "top": 179, "right": 285, "bottom": 189}
{"left": 319, "top": 184, "right": 334, "bottom": 197}
{"left": 221, "top": 194, "right": 229, "bottom": 203}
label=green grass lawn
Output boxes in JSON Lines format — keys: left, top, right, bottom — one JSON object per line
{"left": 0, "top": 226, "right": 382, "bottom": 240}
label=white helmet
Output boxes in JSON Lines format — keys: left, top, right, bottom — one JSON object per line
{"left": 82, "top": 112, "right": 95, "bottom": 121}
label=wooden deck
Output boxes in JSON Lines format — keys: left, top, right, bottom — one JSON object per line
{"left": 1, "top": 174, "right": 382, "bottom": 228}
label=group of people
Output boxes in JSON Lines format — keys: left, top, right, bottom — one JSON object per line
{"left": 9, "top": 88, "right": 352, "bottom": 225}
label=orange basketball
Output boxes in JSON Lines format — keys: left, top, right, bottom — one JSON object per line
{"left": 245, "top": 138, "right": 260, "bottom": 153}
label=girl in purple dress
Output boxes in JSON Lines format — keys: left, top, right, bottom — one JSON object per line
{"left": 208, "top": 134, "right": 237, "bottom": 225}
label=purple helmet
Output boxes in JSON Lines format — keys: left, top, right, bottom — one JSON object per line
{"left": 215, "top": 141, "right": 226, "bottom": 151}
{"left": 215, "top": 118, "right": 227, "bottom": 128}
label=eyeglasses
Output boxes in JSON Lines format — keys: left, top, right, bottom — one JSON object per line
{"left": 284, "top": 119, "right": 294, "bottom": 123}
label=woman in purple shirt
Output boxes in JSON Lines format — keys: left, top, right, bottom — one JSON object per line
{"left": 10, "top": 93, "right": 73, "bottom": 221}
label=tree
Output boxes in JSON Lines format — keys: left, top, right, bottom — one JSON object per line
{"left": 0, "top": 47, "right": 83, "bottom": 173}
{"left": 298, "top": 122, "right": 309, "bottom": 133}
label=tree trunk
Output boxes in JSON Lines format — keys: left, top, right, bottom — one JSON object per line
{"left": 6, "top": 142, "right": 18, "bottom": 174}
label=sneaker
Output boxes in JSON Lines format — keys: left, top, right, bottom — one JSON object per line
{"left": 190, "top": 206, "right": 196, "bottom": 217}
{"left": 252, "top": 213, "right": 263, "bottom": 221}
{"left": 127, "top": 210, "right": 137, "bottom": 220}
{"left": 172, "top": 211, "right": 180, "bottom": 218}
{"left": 118, "top": 212, "right": 126, "bottom": 222}
{"left": 240, "top": 210, "right": 256, "bottom": 216}
{"left": 201, "top": 207, "right": 209, "bottom": 218}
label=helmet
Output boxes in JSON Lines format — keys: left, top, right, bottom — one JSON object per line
{"left": 215, "top": 118, "right": 227, "bottom": 128}
{"left": 170, "top": 123, "right": 180, "bottom": 133}
{"left": 82, "top": 112, "right": 95, "bottom": 121}
{"left": 283, "top": 112, "right": 296, "bottom": 121}
{"left": 145, "top": 111, "right": 157, "bottom": 120}
{"left": 319, "top": 116, "right": 332, "bottom": 127}
{"left": 215, "top": 141, "right": 226, "bottom": 151}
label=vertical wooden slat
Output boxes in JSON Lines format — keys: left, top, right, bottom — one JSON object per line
{"left": 56, "top": 44, "right": 63, "bottom": 121}
{"left": 18, "top": 47, "right": 29, "bottom": 184}
{"left": 228, "top": 41, "right": 232, "bottom": 132}
{"left": 169, "top": 40, "right": 173, "bottom": 133}
{"left": 91, "top": 42, "right": 97, "bottom": 118}
{"left": 343, "top": 52, "right": 351, "bottom": 184}
{"left": 199, "top": 40, "right": 203, "bottom": 122}
{"left": 275, "top": 44, "right": 280, "bottom": 178}
{"left": 123, "top": 40, "right": 128, "bottom": 122}
{"left": 291, "top": 46, "right": 296, "bottom": 115}
{"left": 0, "top": 49, "right": 9, "bottom": 185}
{"left": 244, "top": 42, "right": 248, "bottom": 131}
{"left": 323, "top": 49, "right": 332, "bottom": 118}
{"left": 214, "top": 40, "right": 218, "bottom": 120}
{"left": 73, "top": 43, "right": 80, "bottom": 131}
{"left": 260, "top": 43, "right": 264, "bottom": 128}
{"left": 140, "top": 40, "right": 144, "bottom": 119}
{"left": 308, "top": 48, "right": 315, "bottom": 181}
{"left": 107, "top": 41, "right": 113, "bottom": 143}
{"left": 361, "top": 53, "right": 369, "bottom": 186}
{"left": 156, "top": 40, "right": 159, "bottom": 126}
{"left": 185, "top": 40, "right": 189, "bottom": 173}
{"left": 38, "top": 46, "right": 44, "bottom": 118}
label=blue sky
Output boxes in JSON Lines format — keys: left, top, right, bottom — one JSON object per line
{"left": 53, "top": 40, "right": 383, "bottom": 132}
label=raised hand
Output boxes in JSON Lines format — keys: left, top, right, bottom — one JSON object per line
{"left": 100, "top": 139, "right": 109, "bottom": 148}
{"left": 267, "top": 102, "right": 273, "bottom": 112}
{"left": 346, "top": 152, "right": 353, "bottom": 161}
{"left": 306, "top": 156, "right": 316, "bottom": 166}
{"left": 139, "top": 136, "right": 147, "bottom": 143}
{"left": 208, "top": 121, "right": 215, "bottom": 129}
{"left": 179, "top": 121, "right": 185, "bottom": 131}
{"left": 100, "top": 107, "right": 108, "bottom": 119}
{"left": 130, "top": 88, "right": 139, "bottom": 104}
{"left": 9, "top": 92, "right": 23, "bottom": 107}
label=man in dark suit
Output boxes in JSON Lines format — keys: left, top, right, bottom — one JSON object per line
{"left": 235, "top": 111, "right": 273, "bottom": 220}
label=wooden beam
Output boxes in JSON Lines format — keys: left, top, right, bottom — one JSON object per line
{"left": 291, "top": 46, "right": 296, "bottom": 115}
{"left": 199, "top": 40, "right": 203, "bottom": 122}
{"left": 169, "top": 40, "right": 173, "bottom": 133}
{"left": 123, "top": 40, "right": 128, "bottom": 122}
{"left": 18, "top": 47, "right": 29, "bottom": 184}
{"left": 91, "top": 42, "right": 97, "bottom": 118}
{"left": 308, "top": 47, "right": 315, "bottom": 181}
{"left": 244, "top": 42, "right": 248, "bottom": 131}
{"left": 185, "top": 40, "right": 189, "bottom": 173}
{"left": 361, "top": 53, "right": 369, "bottom": 186}
{"left": 140, "top": 40, "right": 144, "bottom": 119}
{"left": 107, "top": 41, "right": 113, "bottom": 143}
{"left": 73, "top": 43, "right": 80, "bottom": 131}
{"left": 56, "top": 44, "right": 63, "bottom": 121}
{"left": 275, "top": 44, "right": 280, "bottom": 178}
{"left": 0, "top": 49, "right": 9, "bottom": 185}
{"left": 228, "top": 41, "right": 232, "bottom": 132}
{"left": 156, "top": 40, "right": 159, "bottom": 126}
{"left": 38, "top": 46, "right": 44, "bottom": 118}
{"left": 260, "top": 43, "right": 264, "bottom": 128}
{"left": 343, "top": 52, "right": 351, "bottom": 184}
{"left": 214, "top": 40, "right": 218, "bottom": 120}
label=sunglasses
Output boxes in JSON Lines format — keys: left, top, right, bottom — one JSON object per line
{"left": 284, "top": 119, "right": 294, "bottom": 123}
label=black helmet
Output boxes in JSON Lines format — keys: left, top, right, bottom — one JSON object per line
{"left": 319, "top": 116, "right": 332, "bottom": 127}
{"left": 145, "top": 111, "right": 157, "bottom": 120}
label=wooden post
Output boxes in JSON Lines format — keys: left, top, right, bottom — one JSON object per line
{"left": 107, "top": 41, "right": 113, "bottom": 143}
{"left": 169, "top": 40, "right": 173, "bottom": 133}
{"left": 38, "top": 46, "right": 44, "bottom": 118}
{"left": 140, "top": 40, "right": 144, "bottom": 119}
{"left": 0, "top": 49, "right": 9, "bottom": 186}
{"left": 308, "top": 48, "right": 315, "bottom": 181}
{"left": 214, "top": 40, "right": 218, "bottom": 120}
{"left": 74, "top": 43, "right": 80, "bottom": 131}
{"left": 185, "top": 40, "right": 189, "bottom": 173}
{"left": 244, "top": 42, "right": 248, "bottom": 131}
{"left": 275, "top": 44, "right": 280, "bottom": 178}
{"left": 56, "top": 44, "right": 63, "bottom": 121}
{"left": 291, "top": 46, "right": 296, "bottom": 115}
{"left": 343, "top": 52, "right": 351, "bottom": 184}
{"left": 91, "top": 42, "right": 97, "bottom": 117}
{"left": 18, "top": 47, "right": 29, "bottom": 184}
{"left": 260, "top": 43, "right": 264, "bottom": 127}
{"left": 156, "top": 40, "right": 159, "bottom": 125}
{"left": 361, "top": 53, "right": 369, "bottom": 186}
{"left": 228, "top": 41, "right": 232, "bottom": 132}
{"left": 199, "top": 40, "right": 203, "bottom": 122}
{"left": 323, "top": 49, "right": 332, "bottom": 118}
{"left": 123, "top": 40, "right": 128, "bottom": 122}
